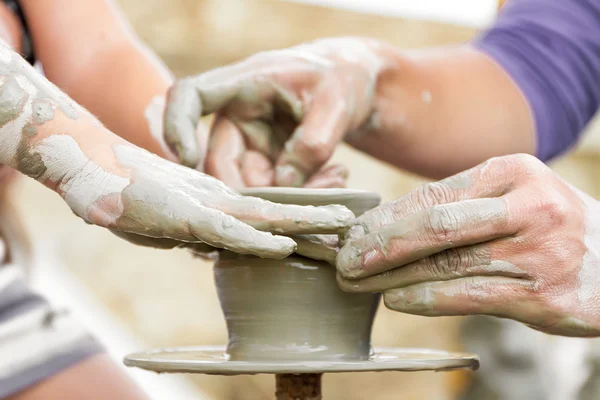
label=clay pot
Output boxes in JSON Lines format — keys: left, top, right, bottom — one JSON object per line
{"left": 214, "top": 188, "right": 381, "bottom": 362}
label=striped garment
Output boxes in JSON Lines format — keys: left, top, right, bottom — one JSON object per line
{"left": 0, "top": 264, "right": 103, "bottom": 397}
{"left": 0, "top": 195, "right": 103, "bottom": 397}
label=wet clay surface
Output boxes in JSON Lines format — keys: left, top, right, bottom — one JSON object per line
{"left": 238, "top": 187, "right": 381, "bottom": 218}
{"left": 215, "top": 188, "right": 382, "bottom": 363}
{"left": 215, "top": 253, "right": 380, "bottom": 362}
{"left": 123, "top": 345, "right": 480, "bottom": 375}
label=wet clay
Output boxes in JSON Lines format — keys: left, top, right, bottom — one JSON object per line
{"left": 292, "top": 234, "right": 338, "bottom": 265}
{"left": 216, "top": 188, "right": 381, "bottom": 362}
{"left": 238, "top": 187, "right": 381, "bottom": 218}
{"left": 123, "top": 345, "right": 480, "bottom": 374}
{"left": 215, "top": 252, "right": 379, "bottom": 361}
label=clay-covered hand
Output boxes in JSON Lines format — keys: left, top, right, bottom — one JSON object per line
{"left": 0, "top": 41, "right": 353, "bottom": 259}
{"left": 44, "top": 140, "right": 354, "bottom": 259}
{"left": 336, "top": 154, "right": 600, "bottom": 337}
{"left": 163, "top": 38, "right": 386, "bottom": 187}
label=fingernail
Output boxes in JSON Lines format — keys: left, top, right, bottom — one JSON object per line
{"left": 336, "top": 244, "right": 363, "bottom": 279}
{"left": 384, "top": 288, "right": 433, "bottom": 313}
{"left": 383, "top": 290, "right": 401, "bottom": 305}
{"left": 276, "top": 165, "right": 304, "bottom": 187}
{"left": 275, "top": 236, "right": 297, "bottom": 258}
{"left": 345, "top": 224, "right": 366, "bottom": 243}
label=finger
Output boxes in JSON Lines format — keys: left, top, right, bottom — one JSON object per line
{"left": 382, "top": 276, "right": 537, "bottom": 319}
{"left": 193, "top": 116, "right": 212, "bottom": 172}
{"left": 293, "top": 234, "right": 339, "bottom": 265}
{"left": 189, "top": 204, "right": 297, "bottom": 259}
{"left": 275, "top": 77, "right": 351, "bottom": 187}
{"left": 234, "top": 119, "right": 280, "bottom": 159}
{"left": 163, "top": 65, "right": 261, "bottom": 167}
{"left": 303, "top": 176, "right": 346, "bottom": 189}
{"left": 240, "top": 150, "right": 274, "bottom": 187}
{"left": 110, "top": 230, "right": 216, "bottom": 254}
{"left": 345, "top": 156, "right": 522, "bottom": 242}
{"left": 304, "top": 164, "right": 349, "bottom": 189}
{"left": 164, "top": 58, "right": 310, "bottom": 167}
{"left": 211, "top": 193, "right": 355, "bottom": 235}
{"left": 164, "top": 77, "right": 204, "bottom": 167}
{"left": 337, "top": 197, "right": 517, "bottom": 279}
{"left": 205, "top": 116, "right": 246, "bottom": 189}
{"left": 337, "top": 241, "right": 528, "bottom": 293}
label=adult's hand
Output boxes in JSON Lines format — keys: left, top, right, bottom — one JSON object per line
{"left": 163, "top": 38, "right": 386, "bottom": 187}
{"left": 336, "top": 154, "right": 600, "bottom": 337}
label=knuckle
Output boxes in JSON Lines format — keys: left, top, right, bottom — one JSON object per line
{"left": 484, "top": 154, "right": 545, "bottom": 184}
{"left": 415, "top": 182, "right": 456, "bottom": 208}
{"left": 460, "top": 277, "right": 487, "bottom": 302}
{"left": 426, "top": 248, "right": 464, "bottom": 278}
{"left": 295, "top": 137, "right": 334, "bottom": 164}
{"left": 507, "top": 153, "right": 545, "bottom": 174}
{"left": 426, "top": 205, "right": 460, "bottom": 243}
{"left": 532, "top": 192, "right": 569, "bottom": 227}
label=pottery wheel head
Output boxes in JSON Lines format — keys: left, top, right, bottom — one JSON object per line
{"left": 238, "top": 187, "right": 381, "bottom": 217}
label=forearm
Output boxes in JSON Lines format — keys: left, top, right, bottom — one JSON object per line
{"left": 0, "top": 41, "right": 133, "bottom": 220}
{"left": 46, "top": 42, "right": 174, "bottom": 159}
{"left": 353, "top": 0, "right": 600, "bottom": 180}
{"left": 348, "top": 43, "right": 534, "bottom": 180}
{"left": 20, "top": 0, "right": 174, "bottom": 159}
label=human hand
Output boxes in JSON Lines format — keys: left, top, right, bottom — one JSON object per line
{"left": 336, "top": 154, "right": 600, "bottom": 337}
{"left": 163, "top": 37, "right": 387, "bottom": 187}
{"left": 0, "top": 38, "right": 353, "bottom": 259}
{"left": 66, "top": 142, "right": 354, "bottom": 259}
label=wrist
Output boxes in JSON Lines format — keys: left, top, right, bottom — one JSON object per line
{"left": 344, "top": 40, "right": 409, "bottom": 151}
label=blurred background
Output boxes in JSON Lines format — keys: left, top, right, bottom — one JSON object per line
{"left": 9, "top": 0, "right": 600, "bottom": 399}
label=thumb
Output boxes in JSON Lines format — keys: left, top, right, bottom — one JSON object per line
{"left": 163, "top": 63, "right": 252, "bottom": 167}
{"left": 275, "top": 83, "right": 351, "bottom": 187}
{"left": 164, "top": 78, "right": 203, "bottom": 168}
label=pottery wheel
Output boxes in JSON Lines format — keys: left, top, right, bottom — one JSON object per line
{"left": 124, "top": 345, "right": 479, "bottom": 375}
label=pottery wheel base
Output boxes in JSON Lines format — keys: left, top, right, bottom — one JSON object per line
{"left": 124, "top": 345, "right": 479, "bottom": 375}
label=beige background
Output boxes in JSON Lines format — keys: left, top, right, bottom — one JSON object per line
{"left": 10, "top": 0, "right": 600, "bottom": 399}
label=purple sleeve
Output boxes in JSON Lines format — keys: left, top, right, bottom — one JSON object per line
{"left": 474, "top": 0, "right": 600, "bottom": 162}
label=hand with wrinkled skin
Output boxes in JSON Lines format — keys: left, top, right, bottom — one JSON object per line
{"left": 337, "top": 154, "right": 600, "bottom": 337}
{"left": 0, "top": 40, "right": 354, "bottom": 259}
{"left": 163, "top": 38, "right": 385, "bottom": 187}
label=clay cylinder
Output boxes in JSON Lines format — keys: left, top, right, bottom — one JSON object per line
{"left": 215, "top": 188, "right": 382, "bottom": 362}
{"left": 215, "top": 252, "right": 380, "bottom": 361}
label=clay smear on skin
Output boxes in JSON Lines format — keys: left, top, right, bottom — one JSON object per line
{"left": 112, "top": 144, "right": 297, "bottom": 257}
{"left": 0, "top": 42, "right": 131, "bottom": 223}
{"left": 339, "top": 197, "right": 509, "bottom": 279}
{"left": 344, "top": 171, "right": 475, "bottom": 243}
{"left": 340, "top": 243, "right": 529, "bottom": 293}
{"left": 166, "top": 39, "right": 385, "bottom": 185}
{"left": 144, "top": 94, "right": 175, "bottom": 159}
